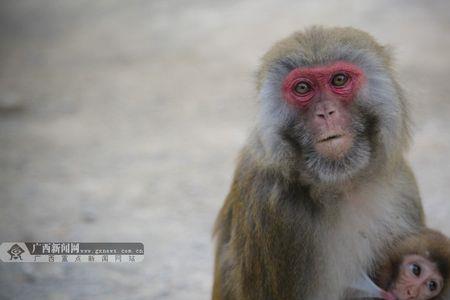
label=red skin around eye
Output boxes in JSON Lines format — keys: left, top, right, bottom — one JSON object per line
{"left": 282, "top": 61, "right": 366, "bottom": 108}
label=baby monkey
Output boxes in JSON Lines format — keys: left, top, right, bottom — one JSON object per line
{"left": 349, "top": 228, "right": 450, "bottom": 300}
{"left": 375, "top": 228, "right": 450, "bottom": 300}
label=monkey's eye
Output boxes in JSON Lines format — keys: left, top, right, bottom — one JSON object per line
{"left": 427, "top": 280, "right": 438, "bottom": 292}
{"left": 331, "top": 73, "right": 349, "bottom": 87}
{"left": 409, "top": 263, "right": 421, "bottom": 277}
{"left": 293, "top": 81, "right": 312, "bottom": 95}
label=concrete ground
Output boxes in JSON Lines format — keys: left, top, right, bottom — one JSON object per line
{"left": 0, "top": 1, "right": 449, "bottom": 299}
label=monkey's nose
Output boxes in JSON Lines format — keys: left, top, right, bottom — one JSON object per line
{"left": 316, "top": 109, "right": 336, "bottom": 120}
{"left": 313, "top": 101, "right": 338, "bottom": 123}
{"left": 406, "top": 286, "right": 419, "bottom": 297}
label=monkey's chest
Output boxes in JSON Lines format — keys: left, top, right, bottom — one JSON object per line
{"left": 310, "top": 194, "right": 410, "bottom": 298}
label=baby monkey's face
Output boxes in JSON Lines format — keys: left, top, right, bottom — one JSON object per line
{"left": 391, "top": 254, "right": 443, "bottom": 300}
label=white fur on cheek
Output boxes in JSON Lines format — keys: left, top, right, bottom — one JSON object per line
{"left": 258, "top": 78, "right": 298, "bottom": 162}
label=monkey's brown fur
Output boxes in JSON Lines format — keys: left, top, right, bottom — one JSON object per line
{"left": 213, "top": 26, "right": 425, "bottom": 299}
{"left": 374, "top": 228, "right": 450, "bottom": 300}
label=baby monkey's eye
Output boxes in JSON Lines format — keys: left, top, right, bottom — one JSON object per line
{"left": 294, "top": 81, "right": 312, "bottom": 95}
{"left": 331, "top": 73, "right": 349, "bottom": 87}
{"left": 427, "top": 280, "right": 438, "bottom": 292}
{"left": 409, "top": 263, "right": 421, "bottom": 276}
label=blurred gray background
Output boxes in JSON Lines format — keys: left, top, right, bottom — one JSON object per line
{"left": 0, "top": 1, "right": 449, "bottom": 299}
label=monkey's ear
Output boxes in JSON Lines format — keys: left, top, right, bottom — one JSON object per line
{"left": 372, "top": 258, "right": 397, "bottom": 290}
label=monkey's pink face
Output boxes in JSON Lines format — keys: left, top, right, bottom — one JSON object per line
{"left": 391, "top": 254, "right": 444, "bottom": 300}
{"left": 282, "top": 61, "right": 365, "bottom": 160}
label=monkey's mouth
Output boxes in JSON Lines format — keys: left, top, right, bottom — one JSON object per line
{"left": 381, "top": 291, "right": 398, "bottom": 300}
{"left": 317, "top": 134, "right": 344, "bottom": 143}
{"left": 314, "top": 132, "right": 353, "bottom": 160}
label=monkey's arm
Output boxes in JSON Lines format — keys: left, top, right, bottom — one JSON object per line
{"left": 212, "top": 148, "right": 322, "bottom": 300}
{"left": 212, "top": 184, "right": 237, "bottom": 300}
{"left": 212, "top": 151, "right": 253, "bottom": 300}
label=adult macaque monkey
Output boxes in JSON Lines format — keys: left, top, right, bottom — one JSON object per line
{"left": 212, "top": 26, "right": 425, "bottom": 299}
